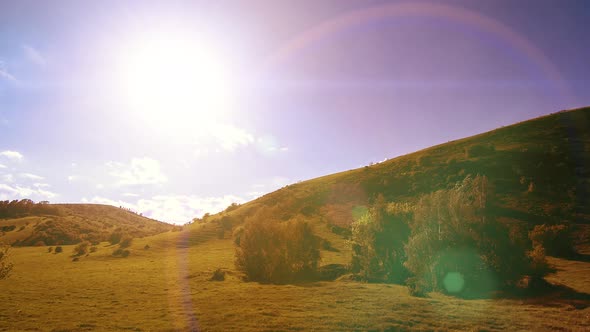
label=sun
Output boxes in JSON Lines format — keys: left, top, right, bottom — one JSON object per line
{"left": 117, "top": 33, "right": 232, "bottom": 128}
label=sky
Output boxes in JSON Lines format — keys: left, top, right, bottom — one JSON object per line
{"left": 1, "top": 0, "right": 589, "bottom": 224}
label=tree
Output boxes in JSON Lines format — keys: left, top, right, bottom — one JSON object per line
{"left": 0, "top": 244, "right": 13, "bottom": 279}
{"left": 350, "top": 198, "right": 411, "bottom": 283}
{"left": 235, "top": 215, "right": 320, "bottom": 283}
{"left": 404, "top": 175, "right": 536, "bottom": 296}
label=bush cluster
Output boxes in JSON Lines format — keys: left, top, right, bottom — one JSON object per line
{"left": 73, "top": 241, "right": 90, "bottom": 256}
{"left": 529, "top": 224, "right": 575, "bottom": 257}
{"left": 112, "top": 248, "right": 130, "bottom": 257}
{"left": 234, "top": 214, "right": 320, "bottom": 283}
{"left": 351, "top": 175, "right": 550, "bottom": 297}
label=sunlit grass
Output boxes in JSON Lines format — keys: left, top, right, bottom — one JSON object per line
{"left": 1, "top": 230, "right": 589, "bottom": 331}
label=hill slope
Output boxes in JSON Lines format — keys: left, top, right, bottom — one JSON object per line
{"left": 0, "top": 203, "right": 174, "bottom": 246}
{"left": 216, "top": 106, "right": 590, "bottom": 245}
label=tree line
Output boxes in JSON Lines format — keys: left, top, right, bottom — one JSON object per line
{"left": 233, "top": 175, "right": 573, "bottom": 297}
{"left": 0, "top": 199, "right": 62, "bottom": 219}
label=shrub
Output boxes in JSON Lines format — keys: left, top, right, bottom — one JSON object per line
{"left": 89, "top": 246, "right": 98, "bottom": 253}
{"left": 109, "top": 232, "right": 123, "bottom": 245}
{"left": 119, "top": 236, "right": 133, "bottom": 249}
{"left": 0, "top": 225, "right": 16, "bottom": 232}
{"left": 54, "top": 246, "right": 63, "bottom": 253}
{"left": 321, "top": 238, "right": 339, "bottom": 252}
{"left": 529, "top": 224, "right": 575, "bottom": 257}
{"left": 0, "top": 245, "right": 13, "bottom": 279}
{"left": 224, "top": 202, "right": 240, "bottom": 213}
{"left": 47, "top": 247, "right": 53, "bottom": 253}
{"left": 406, "top": 276, "right": 428, "bottom": 297}
{"left": 112, "top": 248, "right": 130, "bottom": 257}
{"left": 210, "top": 268, "right": 225, "bottom": 281}
{"left": 216, "top": 227, "right": 225, "bottom": 239}
{"left": 235, "top": 216, "right": 320, "bottom": 283}
{"left": 72, "top": 257, "right": 79, "bottom": 262}
{"left": 232, "top": 226, "right": 244, "bottom": 246}
{"left": 144, "top": 244, "right": 150, "bottom": 250}
{"left": 73, "top": 241, "right": 90, "bottom": 256}
{"left": 220, "top": 215, "right": 233, "bottom": 231}
{"left": 528, "top": 244, "right": 552, "bottom": 280}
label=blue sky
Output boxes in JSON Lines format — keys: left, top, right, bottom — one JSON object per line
{"left": 1, "top": 0, "right": 589, "bottom": 223}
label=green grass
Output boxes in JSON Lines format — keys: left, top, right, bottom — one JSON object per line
{"left": 1, "top": 231, "right": 589, "bottom": 331}
{"left": 2, "top": 107, "right": 590, "bottom": 331}
{"left": 221, "top": 107, "right": 590, "bottom": 244}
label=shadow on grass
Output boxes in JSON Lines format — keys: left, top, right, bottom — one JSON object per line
{"left": 568, "top": 252, "right": 590, "bottom": 263}
{"left": 498, "top": 279, "right": 590, "bottom": 310}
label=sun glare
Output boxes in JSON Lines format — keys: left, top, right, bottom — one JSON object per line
{"left": 118, "top": 34, "right": 232, "bottom": 128}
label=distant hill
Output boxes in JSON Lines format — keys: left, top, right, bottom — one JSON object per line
{"left": 213, "top": 106, "right": 590, "bottom": 247}
{"left": 0, "top": 203, "right": 174, "bottom": 246}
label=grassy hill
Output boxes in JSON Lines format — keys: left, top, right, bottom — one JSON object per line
{"left": 0, "top": 203, "right": 175, "bottom": 246}
{"left": 213, "top": 106, "right": 590, "bottom": 247}
{"left": 1, "top": 107, "right": 589, "bottom": 331}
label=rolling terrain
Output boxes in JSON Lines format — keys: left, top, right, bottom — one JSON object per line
{"left": 215, "top": 106, "right": 590, "bottom": 247}
{"left": 0, "top": 203, "right": 175, "bottom": 246}
{"left": 1, "top": 107, "right": 589, "bottom": 331}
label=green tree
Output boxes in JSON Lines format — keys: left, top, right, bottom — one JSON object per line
{"left": 350, "top": 198, "right": 411, "bottom": 283}
{"left": 404, "top": 175, "right": 536, "bottom": 296}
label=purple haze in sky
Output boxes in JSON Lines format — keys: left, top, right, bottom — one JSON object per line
{"left": 1, "top": 0, "right": 589, "bottom": 223}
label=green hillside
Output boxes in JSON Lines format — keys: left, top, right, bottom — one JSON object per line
{"left": 2, "top": 107, "right": 589, "bottom": 331}
{"left": 217, "top": 106, "right": 590, "bottom": 246}
{"left": 0, "top": 203, "right": 175, "bottom": 246}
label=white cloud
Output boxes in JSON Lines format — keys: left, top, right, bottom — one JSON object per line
{"left": 122, "top": 193, "right": 139, "bottom": 197}
{"left": 0, "top": 174, "right": 14, "bottom": 183}
{"left": 213, "top": 124, "right": 255, "bottom": 151}
{"left": 271, "top": 176, "right": 291, "bottom": 188}
{"left": 18, "top": 173, "right": 43, "bottom": 180}
{"left": 255, "top": 136, "right": 289, "bottom": 154}
{"left": 0, "top": 61, "right": 16, "bottom": 82}
{"left": 0, "top": 150, "right": 23, "bottom": 161}
{"left": 0, "top": 164, "right": 6, "bottom": 169}
{"left": 185, "top": 122, "right": 288, "bottom": 157}
{"left": 191, "top": 123, "right": 255, "bottom": 153}
{"left": 107, "top": 157, "right": 167, "bottom": 186}
{"left": 247, "top": 177, "right": 291, "bottom": 195}
{"left": 0, "top": 183, "right": 56, "bottom": 199}
{"left": 22, "top": 45, "right": 46, "bottom": 66}
{"left": 83, "top": 194, "right": 246, "bottom": 224}
{"left": 246, "top": 191, "right": 265, "bottom": 199}
{"left": 140, "top": 194, "right": 246, "bottom": 223}
{"left": 67, "top": 175, "right": 79, "bottom": 182}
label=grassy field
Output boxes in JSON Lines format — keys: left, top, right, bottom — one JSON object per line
{"left": 1, "top": 226, "right": 589, "bottom": 332}
{"left": 2, "top": 107, "right": 590, "bottom": 331}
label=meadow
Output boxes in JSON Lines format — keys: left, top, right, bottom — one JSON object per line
{"left": 1, "top": 223, "right": 588, "bottom": 332}
{"left": 2, "top": 108, "right": 590, "bottom": 331}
